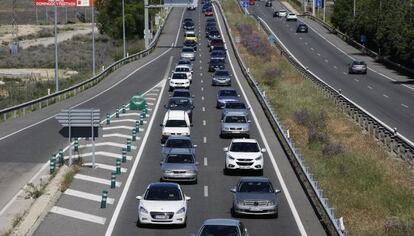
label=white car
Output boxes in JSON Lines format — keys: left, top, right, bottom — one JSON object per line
{"left": 161, "top": 110, "right": 191, "bottom": 143}
{"left": 224, "top": 139, "right": 266, "bottom": 175}
{"left": 286, "top": 13, "right": 297, "bottom": 21}
{"left": 169, "top": 72, "right": 190, "bottom": 91}
{"left": 136, "top": 182, "right": 191, "bottom": 227}
{"left": 174, "top": 64, "right": 193, "bottom": 82}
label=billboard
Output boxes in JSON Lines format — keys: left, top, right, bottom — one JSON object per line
{"left": 34, "top": 0, "right": 94, "bottom": 7}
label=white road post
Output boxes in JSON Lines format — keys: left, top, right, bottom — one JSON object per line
{"left": 54, "top": 0, "right": 59, "bottom": 92}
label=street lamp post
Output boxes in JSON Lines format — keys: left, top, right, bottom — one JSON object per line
{"left": 92, "top": 5, "right": 96, "bottom": 75}
{"left": 122, "top": 0, "right": 126, "bottom": 58}
{"left": 353, "top": 0, "right": 356, "bottom": 17}
{"left": 54, "top": 1, "right": 59, "bottom": 92}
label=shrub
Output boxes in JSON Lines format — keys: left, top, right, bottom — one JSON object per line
{"left": 293, "top": 109, "right": 310, "bottom": 126}
{"left": 322, "top": 141, "right": 344, "bottom": 157}
{"left": 262, "top": 66, "right": 280, "bottom": 86}
{"left": 308, "top": 127, "right": 328, "bottom": 144}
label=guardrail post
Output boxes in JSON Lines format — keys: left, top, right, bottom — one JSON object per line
{"left": 122, "top": 148, "right": 127, "bottom": 163}
{"left": 116, "top": 107, "right": 120, "bottom": 118}
{"left": 122, "top": 105, "right": 126, "bottom": 114}
{"left": 101, "top": 190, "right": 108, "bottom": 208}
{"left": 111, "top": 172, "right": 116, "bottom": 189}
{"left": 135, "top": 121, "right": 140, "bottom": 133}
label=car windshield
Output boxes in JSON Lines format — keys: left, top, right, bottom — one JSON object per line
{"left": 225, "top": 102, "right": 246, "bottom": 109}
{"left": 168, "top": 98, "right": 191, "bottom": 109}
{"left": 225, "top": 116, "right": 246, "bottom": 123}
{"left": 144, "top": 186, "right": 182, "bottom": 201}
{"left": 176, "top": 67, "right": 190, "bottom": 72}
{"left": 200, "top": 225, "right": 240, "bottom": 236}
{"left": 172, "top": 73, "right": 187, "bottom": 80}
{"left": 353, "top": 61, "right": 366, "bottom": 65}
{"left": 215, "top": 71, "right": 229, "bottom": 76}
{"left": 213, "top": 47, "right": 225, "bottom": 52}
{"left": 185, "top": 22, "right": 194, "bottom": 26}
{"left": 239, "top": 181, "right": 274, "bottom": 193}
{"left": 173, "top": 91, "right": 191, "bottom": 97}
{"left": 178, "top": 60, "right": 191, "bottom": 66}
{"left": 219, "top": 90, "right": 237, "bottom": 97}
{"left": 211, "top": 59, "right": 223, "bottom": 64}
{"left": 184, "top": 40, "right": 195, "bottom": 45}
{"left": 230, "top": 142, "right": 260, "bottom": 152}
{"left": 212, "top": 51, "right": 225, "bottom": 57}
{"left": 166, "top": 154, "right": 194, "bottom": 163}
{"left": 182, "top": 48, "right": 194, "bottom": 53}
{"left": 165, "top": 139, "right": 192, "bottom": 148}
{"left": 186, "top": 33, "right": 196, "bottom": 37}
{"left": 165, "top": 120, "right": 188, "bottom": 127}
{"left": 210, "top": 31, "right": 220, "bottom": 35}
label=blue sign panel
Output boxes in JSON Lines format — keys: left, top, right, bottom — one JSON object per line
{"left": 316, "top": 0, "right": 322, "bottom": 8}
{"left": 242, "top": 0, "right": 248, "bottom": 8}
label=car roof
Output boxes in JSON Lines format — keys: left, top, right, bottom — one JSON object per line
{"left": 167, "top": 148, "right": 194, "bottom": 155}
{"left": 219, "top": 88, "right": 237, "bottom": 92}
{"left": 175, "top": 64, "right": 191, "bottom": 68}
{"left": 148, "top": 182, "right": 179, "bottom": 188}
{"left": 203, "top": 218, "right": 240, "bottom": 226}
{"left": 166, "top": 110, "right": 187, "bottom": 119}
{"left": 231, "top": 138, "right": 258, "bottom": 143}
{"left": 240, "top": 176, "right": 270, "bottom": 182}
{"left": 224, "top": 111, "right": 246, "bottom": 117}
{"left": 166, "top": 135, "right": 192, "bottom": 141}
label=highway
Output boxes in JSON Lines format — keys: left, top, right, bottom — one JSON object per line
{"left": 30, "top": 3, "right": 327, "bottom": 236}
{"left": 248, "top": 0, "right": 414, "bottom": 141}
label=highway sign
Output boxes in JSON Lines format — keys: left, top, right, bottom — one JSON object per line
{"left": 34, "top": 0, "right": 94, "bottom": 7}
{"left": 242, "top": 0, "right": 248, "bottom": 8}
{"left": 56, "top": 109, "right": 100, "bottom": 127}
{"left": 316, "top": 0, "right": 322, "bottom": 9}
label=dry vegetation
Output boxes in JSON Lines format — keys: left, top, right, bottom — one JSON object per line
{"left": 221, "top": 0, "right": 414, "bottom": 235}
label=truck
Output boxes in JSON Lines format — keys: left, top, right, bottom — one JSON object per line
{"left": 248, "top": 0, "right": 255, "bottom": 5}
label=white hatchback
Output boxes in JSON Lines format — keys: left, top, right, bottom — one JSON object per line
{"left": 136, "top": 182, "right": 191, "bottom": 227}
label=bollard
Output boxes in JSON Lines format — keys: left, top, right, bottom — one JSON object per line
{"left": 132, "top": 129, "right": 137, "bottom": 141}
{"left": 122, "top": 105, "right": 126, "bottom": 114}
{"left": 58, "top": 149, "right": 64, "bottom": 165}
{"left": 140, "top": 113, "right": 145, "bottom": 119}
{"left": 115, "top": 108, "right": 120, "bottom": 118}
{"left": 127, "top": 138, "right": 132, "bottom": 152}
{"left": 140, "top": 117, "right": 144, "bottom": 125}
{"left": 143, "top": 107, "right": 148, "bottom": 114}
{"left": 122, "top": 148, "right": 127, "bottom": 163}
{"left": 135, "top": 122, "right": 140, "bottom": 133}
{"left": 111, "top": 172, "right": 116, "bottom": 189}
{"left": 116, "top": 159, "right": 121, "bottom": 174}
{"left": 50, "top": 156, "right": 56, "bottom": 174}
{"left": 106, "top": 113, "right": 111, "bottom": 125}
{"left": 101, "top": 190, "right": 108, "bottom": 208}
{"left": 74, "top": 138, "right": 79, "bottom": 152}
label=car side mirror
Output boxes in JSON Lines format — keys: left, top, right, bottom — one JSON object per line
{"left": 195, "top": 162, "right": 199, "bottom": 166}
{"left": 230, "top": 187, "right": 236, "bottom": 193}
{"left": 136, "top": 196, "right": 142, "bottom": 200}
{"left": 185, "top": 196, "right": 191, "bottom": 201}
{"left": 160, "top": 161, "right": 163, "bottom": 165}
{"left": 161, "top": 143, "right": 165, "bottom": 147}
{"left": 190, "top": 124, "right": 194, "bottom": 127}
{"left": 261, "top": 148, "right": 267, "bottom": 153}
{"left": 192, "top": 95, "right": 195, "bottom": 98}
{"left": 223, "top": 147, "right": 229, "bottom": 152}
{"left": 164, "top": 105, "right": 168, "bottom": 109}
{"left": 275, "top": 189, "right": 281, "bottom": 194}
{"left": 193, "top": 144, "right": 198, "bottom": 148}
{"left": 160, "top": 124, "right": 164, "bottom": 127}
{"left": 238, "top": 95, "right": 241, "bottom": 97}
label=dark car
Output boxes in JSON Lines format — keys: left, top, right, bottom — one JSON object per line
{"left": 205, "top": 8, "right": 214, "bottom": 16}
{"left": 210, "top": 50, "right": 226, "bottom": 61}
{"left": 183, "top": 18, "right": 193, "bottom": 26}
{"left": 184, "top": 39, "right": 197, "bottom": 51}
{"left": 296, "top": 23, "right": 308, "bottom": 33}
{"left": 208, "top": 59, "right": 225, "bottom": 72}
{"left": 206, "top": 26, "right": 218, "bottom": 38}
{"left": 211, "top": 46, "right": 227, "bottom": 56}
{"left": 265, "top": 0, "right": 272, "bottom": 7}
{"left": 183, "top": 21, "right": 195, "bottom": 30}
{"left": 206, "top": 18, "right": 216, "bottom": 23}
{"left": 208, "top": 30, "right": 221, "bottom": 41}
{"left": 165, "top": 97, "right": 194, "bottom": 121}
{"left": 348, "top": 60, "right": 367, "bottom": 74}
{"left": 195, "top": 219, "right": 248, "bottom": 236}
{"left": 209, "top": 39, "right": 224, "bottom": 51}
{"left": 171, "top": 89, "right": 194, "bottom": 99}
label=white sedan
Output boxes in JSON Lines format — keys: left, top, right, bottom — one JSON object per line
{"left": 286, "top": 13, "right": 298, "bottom": 21}
{"left": 136, "top": 182, "right": 191, "bottom": 227}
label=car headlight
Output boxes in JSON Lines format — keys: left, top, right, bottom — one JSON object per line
{"left": 255, "top": 156, "right": 263, "bottom": 161}
{"left": 268, "top": 200, "right": 276, "bottom": 206}
{"left": 227, "top": 155, "right": 235, "bottom": 160}
{"left": 236, "top": 199, "right": 244, "bottom": 205}
{"left": 176, "top": 207, "right": 186, "bottom": 214}
{"left": 164, "top": 170, "right": 173, "bottom": 174}
{"left": 140, "top": 206, "right": 148, "bottom": 214}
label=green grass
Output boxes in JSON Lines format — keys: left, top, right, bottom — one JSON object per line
{"left": 221, "top": 0, "right": 414, "bottom": 234}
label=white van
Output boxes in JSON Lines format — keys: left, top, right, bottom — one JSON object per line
{"left": 161, "top": 110, "right": 191, "bottom": 143}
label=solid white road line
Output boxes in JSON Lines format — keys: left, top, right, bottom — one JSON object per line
{"left": 64, "top": 189, "right": 115, "bottom": 204}
{"left": 50, "top": 206, "right": 106, "bottom": 225}
{"left": 204, "top": 186, "right": 209, "bottom": 197}
{"left": 74, "top": 174, "right": 121, "bottom": 187}
{"left": 214, "top": 5, "right": 307, "bottom": 235}
{"left": 102, "top": 133, "right": 136, "bottom": 139}
{"left": 78, "top": 142, "right": 137, "bottom": 150}
{"left": 104, "top": 57, "right": 172, "bottom": 236}
{"left": 83, "top": 162, "right": 127, "bottom": 173}
{"left": 67, "top": 152, "right": 132, "bottom": 161}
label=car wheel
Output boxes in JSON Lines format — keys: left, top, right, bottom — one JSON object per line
{"left": 193, "top": 178, "right": 198, "bottom": 184}
{"left": 223, "top": 167, "right": 229, "bottom": 175}
{"left": 136, "top": 217, "right": 143, "bottom": 227}
{"left": 231, "top": 207, "right": 238, "bottom": 218}
{"left": 273, "top": 211, "right": 279, "bottom": 218}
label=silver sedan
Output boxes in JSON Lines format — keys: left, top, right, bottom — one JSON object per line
{"left": 180, "top": 47, "right": 195, "bottom": 61}
{"left": 160, "top": 149, "right": 198, "bottom": 184}
{"left": 220, "top": 112, "right": 250, "bottom": 138}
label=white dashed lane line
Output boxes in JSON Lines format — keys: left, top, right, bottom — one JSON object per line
{"left": 203, "top": 137, "right": 207, "bottom": 143}
{"left": 204, "top": 157, "right": 208, "bottom": 166}
{"left": 310, "top": 47, "right": 314, "bottom": 51}
{"left": 354, "top": 78, "right": 359, "bottom": 82}
{"left": 317, "top": 53, "right": 321, "bottom": 56}
{"left": 368, "top": 86, "right": 373, "bottom": 90}
{"left": 202, "top": 96, "right": 205, "bottom": 101}
{"left": 203, "top": 120, "right": 206, "bottom": 126}
{"left": 383, "top": 94, "right": 389, "bottom": 98}
{"left": 401, "top": 104, "right": 409, "bottom": 108}
{"left": 324, "top": 59, "right": 328, "bottom": 63}
{"left": 204, "top": 186, "right": 209, "bottom": 197}
{"left": 202, "top": 107, "right": 205, "bottom": 112}
{"left": 334, "top": 66, "right": 338, "bottom": 69}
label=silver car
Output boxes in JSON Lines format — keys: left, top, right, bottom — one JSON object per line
{"left": 161, "top": 136, "right": 197, "bottom": 157}
{"left": 181, "top": 47, "right": 195, "bottom": 61}
{"left": 216, "top": 88, "right": 240, "bottom": 108}
{"left": 230, "top": 177, "right": 281, "bottom": 217}
{"left": 160, "top": 149, "right": 198, "bottom": 184}
{"left": 212, "top": 70, "right": 231, "bottom": 86}
{"left": 220, "top": 112, "right": 250, "bottom": 138}
{"left": 196, "top": 218, "right": 249, "bottom": 236}
{"left": 222, "top": 101, "right": 249, "bottom": 119}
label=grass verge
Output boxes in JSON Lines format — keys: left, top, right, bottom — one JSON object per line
{"left": 220, "top": 0, "right": 414, "bottom": 235}
{"left": 60, "top": 159, "right": 82, "bottom": 192}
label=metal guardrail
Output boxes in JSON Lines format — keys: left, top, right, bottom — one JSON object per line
{"left": 216, "top": 1, "right": 414, "bottom": 235}
{"left": 0, "top": 8, "right": 172, "bottom": 122}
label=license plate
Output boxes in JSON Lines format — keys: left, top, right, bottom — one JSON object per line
{"left": 155, "top": 215, "right": 166, "bottom": 219}
{"left": 239, "top": 165, "right": 250, "bottom": 169}
{"left": 250, "top": 207, "right": 261, "bottom": 212}
{"left": 232, "top": 131, "right": 241, "bottom": 133}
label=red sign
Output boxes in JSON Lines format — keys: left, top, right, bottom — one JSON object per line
{"left": 34, "top": 0, "right": 93, "bottom": 6}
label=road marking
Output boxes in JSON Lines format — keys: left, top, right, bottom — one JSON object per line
{"left": 78, "top": 142, "right": 137, "bottom": 150}
{"left": 202, "top": 96, "right": 205, "bottom": 100}
{"left": 102, "top": 133, "right": 137, "bottom": 139}
{"left": 324, "top": 59, "right": 328, "bottom": 63}
{"left": 102, "top": 126, "right": 135, "bottom": 131}
{"left": 214, "top": 6, "right": 307, "bottom": 235}
{"left": 69, "top": 152, "right": 132, "bottom": 161}
{"left": 83, "top": 162, "right": 127, "bottom": 173}
{"left": 201, "top": 87, "right": 204, "bottom": 91}
{"left": 317, "top": 53, "right": 321, "bottom": 56}
{"left": 310, "top": 47, "right": 314, "bottom": 51}
{"left": 203, "top": 120, "right": 206, "bottom": 126}
{"left": 119, "top": 112, "right": 140, "bottom": 117}
{"left": 204, "top": 186, "right": 208, "bottom": 197}
{"left": 200, "top": 73, "right": 203, "bottom": 77}
{"left": 74, "top": 174, "right": 122, "bottom": 187}
{"left": 144, "top": 97, "right": 157, "bottom": 101}
{"left": 401, "top": 104, "right": 408, "bottom": 108}
{"left": 334, "top": 65, "right": 338, "bottom": 69}
{"left": 383, "top": 94, "right": 389, "bottom": 98}
{"left": 204, "top": 157, "right": 208, "bottom": 166}
{"left": 64, "top": 189, "right": 115, "bottom": 204}
{"left": 202, "top": 107, "right": 205, "bottom": 112}
{"left": 104, "top": 56, "right": 171, "bottom": 236}
{"left": 145, "top": 93, "right": 159, "bottom": 96}
{"left": 146, "top": 102, "right": 154, "bottom": 106}
{"left": 368, "top": 86, "right": 373, "bottom": 90}
{"left": 109, "top": 119, "right": 139, "bottom": 124}
{"left": 50, "top": 206, "right": 106, "bottom": 225}
{"left": 203, "top": 137, "right": 207, "bottom": 143}
{"left": 343, "top": 72, "right": 347, "bottom": 75}
{"left": 200, "top": 66, "right": 202, "bottom": 69}
{"left": 299, "top": 37, "right": 302, "bottom": 40}
{"left": 199, "top": 60, "right": 202, "bottom": 64}
{"left": 353, "top": 78, "right": 359, "bottom": 82}
{"left": 304, "top": 42, "right": 308, "bottom": 45}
